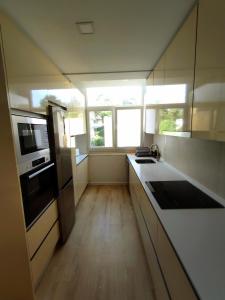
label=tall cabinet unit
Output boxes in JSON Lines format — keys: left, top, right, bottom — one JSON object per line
{"left": 0, "top": 32, "right": 35, "bottom": 300}
{"left": 192, "top": 0, "right": 225, "bottom": 141}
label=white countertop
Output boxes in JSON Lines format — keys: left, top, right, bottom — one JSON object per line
{"left": 127, "top": 154, "right": 225, "bottom": 300}
{"left": 75, "top": 154, "right": 88, "bottom": 166}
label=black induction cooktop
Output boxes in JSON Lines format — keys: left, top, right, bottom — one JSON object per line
{"left": 145, "top": 180, "right": 224, "bottom": 209}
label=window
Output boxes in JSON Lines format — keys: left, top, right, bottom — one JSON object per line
{"left": 87, "top": 85, "right": 143, "bottom": 149}
{"left": 117, "top": 109, "right": 141, "bottom": 147}
{"left": 87, "top": 86, "right": 142, "bottom": 107}
{"left": 159, "top": 108, "right": 184, "bottom": 133}
{"left": 89, "top": 111, "right": 113, "bottom": 147}
{"left": 144, "top": 84, "right": 187, "bottom": 105}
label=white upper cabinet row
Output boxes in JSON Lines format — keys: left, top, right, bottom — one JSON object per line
{"left": 0, "top": 11, "right": 86, "bottom": 135}
{"left": 145, "top": 0, "right": 225, "bottom": 142}
{"left": 192, "top": 0, "right": 225, "bottom": 141}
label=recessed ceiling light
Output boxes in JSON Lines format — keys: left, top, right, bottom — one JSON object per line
{"left": 76, "top": 21, "right": 94, "bottom": 34}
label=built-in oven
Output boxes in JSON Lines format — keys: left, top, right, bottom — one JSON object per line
{"left": 20, "top": 161, "right": 57, "bottom": 229}
{"left": 11, "top": 114, "right": 50, "bottom": 175}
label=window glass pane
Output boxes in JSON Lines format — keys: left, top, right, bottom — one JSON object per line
{"left": 159, "top": 108, "right": 184, "bottom": 133}
{"left": 32, "top": 88, "right": 85, "bottom": 110}
{"left": 144, "top": 84, "right": 187, "bottom": 104}
{"left": 117, "top": 109, "right": 141, "bottom": 147}
{"left": 87, "top": 86, "right": 142, "bottom": 106}
{"left": 89, "top": 111, "right": 113, "bottom": 147}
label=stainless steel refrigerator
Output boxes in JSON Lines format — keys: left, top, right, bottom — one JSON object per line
{"left": 48, "top": 105, "right": 75, "bottom": 244}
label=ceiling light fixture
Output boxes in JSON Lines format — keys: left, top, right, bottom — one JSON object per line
{"left": 76, "top": 21, "right": 94, "bottom": 34}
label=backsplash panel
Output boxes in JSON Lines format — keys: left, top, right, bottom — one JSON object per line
{"left": 153, "top": 134, "right": 225, "bottom": 199}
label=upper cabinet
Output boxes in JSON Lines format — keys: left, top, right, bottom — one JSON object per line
{"left": 145, "top": 5, "right": 197, "bottom": 136}
{"left": 162, "top": 5, "right": 197, "bottom": 134}
{"left": 0, "top": 11, "right": 86, "bottom": 135}
{"left": 0, "top": 12, "right": 71, "bottom": 114}
{"left": 192, "top": 0, "right": 225, "bottom": 141}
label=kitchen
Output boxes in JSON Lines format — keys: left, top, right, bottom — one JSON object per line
{"left": 0, "top": 0, "right": 225, "bottom": 299}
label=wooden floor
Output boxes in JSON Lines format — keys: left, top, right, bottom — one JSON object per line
{"left": 36, "top": 185, "right": 155, "bottom": 300}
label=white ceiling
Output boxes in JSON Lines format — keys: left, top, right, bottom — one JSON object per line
{"left": 0, "top": 0, "right": 196, "bottom": 84}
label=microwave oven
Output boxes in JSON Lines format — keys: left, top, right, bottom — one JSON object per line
{"left": 11, "top": 114, "right": 50, "bottom": 175}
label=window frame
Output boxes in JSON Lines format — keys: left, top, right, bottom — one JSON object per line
{"left": 87, "top": 105, "right": 143, "bottom": 151}
{"left": 87, "top": 107, "right": 114, "bottom": 150}
{"left": 144, "top": 103, "right": 191, "bottom": 135}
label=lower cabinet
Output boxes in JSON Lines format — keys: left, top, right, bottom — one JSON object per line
{"left": 74, "top": 156, "right": 88, "bottom": 206}
{"left": 27, "top": 200, "right": 58, "bottom": 259}
{"left": 30, "top": 221, "right": 59, "bottom": 288}
{"left": 129, "top": 165, "right": 170, "bottom": 300}
{"left": 157, "top": 224, "right": 197, "bottom": 300}
{"left": 129, "top": 164, "right": 197, "bottom": 300}
{"left": 26, "top": 200, "right": 59, "bottom": 289}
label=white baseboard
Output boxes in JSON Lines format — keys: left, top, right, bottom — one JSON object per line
{"left": 88, "top": 182, "right": 128, "bottom": 186}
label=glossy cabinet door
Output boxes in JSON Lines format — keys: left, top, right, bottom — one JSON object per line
{"left": 145, "top": 72, "right": 157, "bottom": 134}
{"left": 192, "top": 0, "right": 225, "bottom": 141}
{"left": 66, "top": 89, "right": 87, "bottom": 135}
{"left": 145, "top": 6, "right": 197, "bottom": 136}
{"left": 145, "top": 108, "right": 157, "bottom": 134}
{"left": 159, "top": 6, "right": 197, "bottom": 135}
{"left": 0, "top": 11, "right": 73, "bottom": 114}
{"left": 154, "top": 53, "right": 165, "bottom": 88}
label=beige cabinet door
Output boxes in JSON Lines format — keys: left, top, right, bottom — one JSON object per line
{"left": 0, "top": 11, "right": 72, "bottom": 114}
{"left": 192, "top": 0, "right": 225, "bottom": 141}
{"left": 30, "top": 221, "right": 60, "bottom": 289}
{"left": 74, "top": 157, "right": 88, "bottom": 206}
{"left": 27, "top": 200, "right": 58, "bottom": 258}
{"left": 157, "top": 224, "right": 197, "bottom": 300}
{"left": 80, "top": 157, "right": 88, "bottom": 194}
{"left": 129, "top": 164, "right": 170, "bottom": 300}
{"left": 160, "top": 5, "right": 197, "bottom": 134}
{"left": 154, "top": 53, "right": 166, "bottom": 88}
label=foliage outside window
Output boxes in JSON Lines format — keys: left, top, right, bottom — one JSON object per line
{"left": 159, "top": 108, "right": 184, "bottom": 133}
{"left": 89, "top": 111, "right": 113, "bottom": 147}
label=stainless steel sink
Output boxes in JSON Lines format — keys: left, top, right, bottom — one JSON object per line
{"left": 135, "top": 159, "right": 156, "bottom": 164}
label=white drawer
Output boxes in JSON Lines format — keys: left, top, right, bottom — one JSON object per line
{"left": 27, "top": 200, "right": 58, "bottom": 258}
{"left": 157, "top": 224, "right": 197, "bottom": 300}
{"left": 31, "top": 221, "right": 59, "bottom": 288}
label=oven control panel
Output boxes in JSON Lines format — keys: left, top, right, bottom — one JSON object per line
{"left": 19, "top": 153, "right": 50, "bottom": 175}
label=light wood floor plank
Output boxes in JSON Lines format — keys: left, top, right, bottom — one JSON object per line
{"left": 36, "top": 185, "right": 155, "bottom": 300}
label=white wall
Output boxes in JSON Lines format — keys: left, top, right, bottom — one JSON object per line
{"left": 142, "top": 132, "right": 154, "bottom": 147}
{"left": 88, "top": 153, "right": 128, "bottom": 185}
{"left": 153, "top": 134, "right": 225, "bottom": 199}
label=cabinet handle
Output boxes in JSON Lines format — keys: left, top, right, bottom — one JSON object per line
{"left": 28, "top": 163, "right": 55, "bottom": 179}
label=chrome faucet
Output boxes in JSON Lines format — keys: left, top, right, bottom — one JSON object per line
{"left": 150, "top": 144, "right": 161, "bottom": 161}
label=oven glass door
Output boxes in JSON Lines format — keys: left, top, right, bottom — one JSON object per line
{"left": 20, "top": 162, "right": 56, "bottom": 229}
{"left": 18, "top": 123, "right": 49, "bottom": 155}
